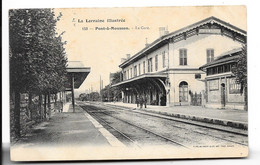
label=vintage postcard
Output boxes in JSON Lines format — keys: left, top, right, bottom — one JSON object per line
{"left": 9, "top": 6, "right": 248, "bottom": 161}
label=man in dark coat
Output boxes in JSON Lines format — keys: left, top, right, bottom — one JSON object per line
{"left": 136, "top": 96, "right": 139, "bottom": 108}
{"left": 144, "top": 95, "right": 147, "bottom": 108}
{"left": 139, "top": 96, "right": 143, "bottom": 109}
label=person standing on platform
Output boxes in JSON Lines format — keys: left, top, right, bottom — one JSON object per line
{"left": 139, "top": 96, "right": 143, "bottom": 109}
{"left": 136, "top": 96, "right": 139, "bottom": 108}
{"left": 144, "top": 95, "right": 147, "bottom": 108}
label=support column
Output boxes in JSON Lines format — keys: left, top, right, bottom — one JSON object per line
{"left": 121, "top": 91, "right": 125, "bottom": 103}
{"left": 71, "top": 74, "right": 75, "bottom": 113}
{"left": 129, "top": 91, "right": 132, "bottom": 103}
{"left": 59, "top": 92, "right": 63, "bottom": 112}
{"left": 166, "top": 89, "right": 170, "bottom": 107}
{"left": 64, "top": 91, "right": 66, "bottom": 104}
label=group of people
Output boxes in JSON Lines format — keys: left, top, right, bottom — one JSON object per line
{"left": 136, "top": 96, "right": 147, "bottom": 109}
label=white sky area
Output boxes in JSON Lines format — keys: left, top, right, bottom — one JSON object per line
{"left": 54, "top": 6, "right": 246, "bottom": 94}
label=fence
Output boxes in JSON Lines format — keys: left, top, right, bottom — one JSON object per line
{"left": 10, "top": 93, "right": 62, "bottom": 142}
{"left": 190, "top": 92, "right": 202, "bottom": 106}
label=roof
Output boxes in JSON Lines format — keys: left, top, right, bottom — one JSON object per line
{"left": 119, "top": 16, "right": 247, "bottom": 68}
{"left": 66, "top": 61, "right": 91, "bottom": 73}
{"left": 65, "top": 61, "right": 91, "bottom": 89}
{"left": 67, "top": 61, "right": 85, "bottom": 67}
{"left": 199, "top": 48, "right": 242, "bottom": 69}
{"left": 112, "top": 73, "right": 167, "bottom": 87}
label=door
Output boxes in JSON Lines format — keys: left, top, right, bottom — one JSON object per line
{"left": 221, "top": 83, "right": 226, "bottom": 108}
{"left": 179, "top": 81, "right": 188, "bottom": 103}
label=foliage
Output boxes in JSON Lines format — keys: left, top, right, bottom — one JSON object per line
{"left": 9, "top": 9, "right": 67, "bottom": 95}
{"left": 79, "top": 92, "right": 100, "bottom": 101}
{"left": 99, "top": 71, "right": 123, "bottom": 102}
{"left": 231, "top": 44, "right": 247, "bottom": 110}
{"left": 101, "top": 84, "right": 122, "bottom": 102}
{"left": 9, "top": 9, "right": 67, "bottom": 138}
{"left": 111, "top": 71, "right": 121, "bottom": 84}
{"left": 231, "top": 44, "right": 247, "bottom": 93}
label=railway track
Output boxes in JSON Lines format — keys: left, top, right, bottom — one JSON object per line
{"left": 79, "top": 102, "right": 248, "bottom": 148}
{"left": 104, "top": 103, "right": 248, "bottom": 136}
{"left": 81, "top": 105, "right": 189, "bottom": 148}
{"left": 104, "top": 104, "right": 248, "bottom": 146}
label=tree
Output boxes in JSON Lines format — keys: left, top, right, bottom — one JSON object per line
{"left": 110, "top": 71, "right": 123, "bottom": 101}
{"left": 79, "top": 93, "right": 88, "bottom": 101}
{"left": 111, "top": 71, "right": 122, "bottom": 84}
{"left": 100, "top": 72, "right": 123, "bottom": 102}
{"left": 9, "top": 9, "right": 67, "bottom": 138}
{"left": 89, "top": 92, "right": 100, "bottom": 101}
{"left": 231, "top": 44, "right": 247, "bottom": 110}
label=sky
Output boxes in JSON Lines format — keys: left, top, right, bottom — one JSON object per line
{"left": 54, "top": 6, "right": 246, "bottom": 94}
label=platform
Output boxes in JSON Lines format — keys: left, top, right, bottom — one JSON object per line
{"left": 104, "top": 102, "right": 248, "bottom": 130}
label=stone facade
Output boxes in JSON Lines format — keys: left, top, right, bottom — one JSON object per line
{"left": 114, "top": 17, "right": 246, "bottom": 107}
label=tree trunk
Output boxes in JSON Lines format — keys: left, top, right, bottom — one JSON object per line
{"left": 14, "top": 90, "right": 21, "bottom": 138}
{"left": 44, "top": 94, "right": 47, "bottom": 118}
{"left": 28, "top": 93, "right": 32, "bottom": 120}
{"left": 244, "top": 86, "right": 248, "bottom": 111}
{"left": 47, "top": 93, "right": 51, "bottom": 118}
{"left": 55, "top": 93, "right": 57, "bottom": 104}
{"left": 39, "top": 94, "right": 42, "bottom": 119}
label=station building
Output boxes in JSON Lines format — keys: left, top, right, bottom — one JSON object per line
{"left": 199, "top": 48, "right": 245, "bottom": 110}
{"left": 112, "top": 16, "right": 246, "bottom": 107}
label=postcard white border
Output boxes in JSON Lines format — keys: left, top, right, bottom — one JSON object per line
{"left": 2, "top": 0, "right": 260, "bottom": 164}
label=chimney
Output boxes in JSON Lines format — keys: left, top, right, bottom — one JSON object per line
{"left": 121, "top": 58, "right": 126, "bottom": 63}
{"left": 126, "top": 54, "right": 131, "bottom": 59}
{"left": 165, "top": 26, "right": 169, "bottom": 35}
{"left": 159, "top": 26, "right": 169, "bottom": 37}
{"left": 145, "top": 38, "right": 149, "bottom": 47}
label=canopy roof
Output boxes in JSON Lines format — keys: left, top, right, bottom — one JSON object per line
{"left": 199, "top": 48, "right": 242, "bottom": 70}
{"left": 65, "top": 61, "right": 91, "bottom": 90}
{"left": 112, "top": 73, "right": 167, "bottom": 88}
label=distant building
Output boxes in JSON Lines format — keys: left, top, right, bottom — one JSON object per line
{"left": 112, "top": 16, "right": 246, "bottom": 107}
{"left": 199, "top": 48, "right": 245, "bottom": 110}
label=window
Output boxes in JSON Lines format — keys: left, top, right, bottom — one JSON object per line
{"left": 127, "top": 69, "right": 129, "bottom": 79}
{"left": 130, "top": 68, "right": 132, "bottom": 78}
{"left": 229, "top": 78, "right": 242, "bottom": 94}
{"left": 206, "top": 63, "right": 234, "bottom": 76}
{"left": 155, "top": 55, "right": 158, "bottom": 71}
{"left": 148, "top": 60, "right": 150, "bottom": 72}
{"left": 218, "top": 65, "right": 223, "bottom": 74}
{"left": 207, "top": 49, "right": 214, "bottom": 63}
{"left": 148, "top": 58, "right": 153, "bottom": 72}
{"left": 207, "top": 68, "right": 212, "bottom": 75}
{"left": 179, "top": 49, "right": 187, "bottom": 65}
{"left": 138, "top": 63, "right": 141, "bottom": 75}
{"left": 212, "top": 67, "right": 217, "bottom": 74}
{"left": 195, "top": 74, "right": 201, "bottom": 79}
{"left": 224, "top": 64, "right": 231, "bottom": 72}
{"left": 134, "top": 65, "right": 137, "bottom": 77}
{"left": 123, "top": 71, "right": 126, "bottom": 80}
{"left": 143, "top": 61, "right": 145, "bottom": 74}
{"left": 162, "top": 51, "right": 166, "bottom": 68}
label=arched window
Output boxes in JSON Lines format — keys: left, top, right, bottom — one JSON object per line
{"left": 179, "top": 81, "right": 188, "bottom": 102}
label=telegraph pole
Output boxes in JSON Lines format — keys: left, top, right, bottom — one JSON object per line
{"left": 100, "top": 75, "right": 102, "bottom": 102}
